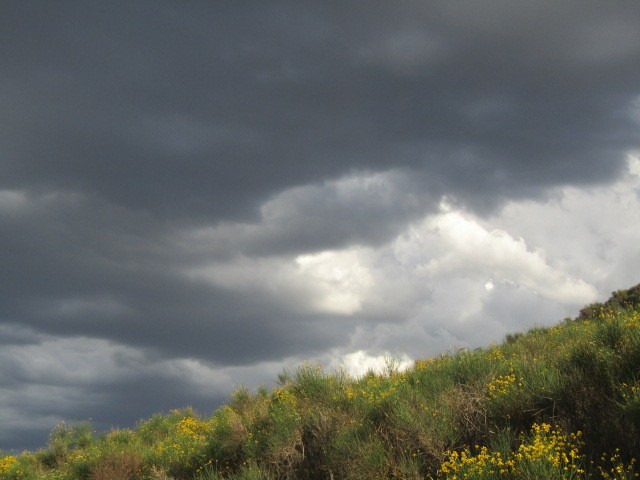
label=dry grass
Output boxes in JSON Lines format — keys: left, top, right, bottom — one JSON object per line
{"left": 89, "top": 452, "right": 143, "bottom": 480}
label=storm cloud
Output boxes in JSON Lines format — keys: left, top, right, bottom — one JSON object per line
{"left": 1, "top": 1, "right": 640, "bottom": 450}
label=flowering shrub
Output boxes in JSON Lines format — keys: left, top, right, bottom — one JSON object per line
{"left": 151, "top": 409, "right": 215, "bottom": 474}
{"left": 486, "top": 368, "right": 521, "bottom": 399}
{"left": 0, "top": 455, "right": 18, "bottom": 475}
{"left": 439, "top": 423, "right": 585, "bottom": 479}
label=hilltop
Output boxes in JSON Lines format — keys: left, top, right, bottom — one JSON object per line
{"left": 2, "top": 285, "right": 640, "bottom": 479}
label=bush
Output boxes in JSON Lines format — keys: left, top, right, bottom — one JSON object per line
{"left": 89, "top": 452, "right": 142, "bottom": 480}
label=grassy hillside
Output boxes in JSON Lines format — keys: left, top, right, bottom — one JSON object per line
{"left": 2, "top": 285, "right": 640, "bottom": 480}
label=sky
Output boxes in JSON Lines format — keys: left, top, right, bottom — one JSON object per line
{"left": 1, "top": 1, "right": 640, "bottom": 451}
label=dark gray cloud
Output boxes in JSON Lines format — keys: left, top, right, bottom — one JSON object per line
{"left": 2, "top": 2, "right": 639, "bottom": 222}
{"left": 0, "top": 192, "right": 346, "bottom": 366}
{"left": 2, "top": 1, "right": 640, "bottom": 451}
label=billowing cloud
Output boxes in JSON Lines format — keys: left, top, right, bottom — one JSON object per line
{"left": 336, "top": 351, "right": 414, "bottom": 378}
{"left": 413, "top": 207, "right": 597, "bottom": 304}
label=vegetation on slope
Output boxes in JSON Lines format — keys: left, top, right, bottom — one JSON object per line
{"left": 2, "top": 285, "right": 640, "bottom": 479}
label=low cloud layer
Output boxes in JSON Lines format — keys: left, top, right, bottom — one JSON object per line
{"left": 1, "top": 2, "right": 640, "bottom": 450}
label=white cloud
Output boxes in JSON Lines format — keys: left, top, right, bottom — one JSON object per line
{"left": 295, "top": 250, "right": 373, "bottom": 315}
{"left": 628, "top": 152, "right": 640, "bottom": 176}
{"left": 334, "top": 350, "right": 413, "bottom": 378}
{"left": 413, "top": 209, "right": 597, "bottom": 304}
{"left": 485, "top": 154, "right": 640, "bottom": 297}
{"left": 184, "top": 154, "right": 639, "bottom": 364}
{"left": 187, "top": 248, "right": 374, "bottom": 316}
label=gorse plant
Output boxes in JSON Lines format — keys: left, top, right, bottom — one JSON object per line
{"left": 2, "top": 285, "right": 640, "bottom": 479}
{"left": 438, "top": 423, "right": 586, "bottom": 479}
{"left": 0, "top": 457, "right": 18, "bottom": 477}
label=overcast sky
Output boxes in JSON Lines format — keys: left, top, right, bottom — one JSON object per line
{"left": 2, "top": 1, "right": 640, "bottom": 452}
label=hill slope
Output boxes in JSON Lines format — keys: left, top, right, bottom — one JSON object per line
{"left": 2, "top": 285, "right": 640, "bottom": 479}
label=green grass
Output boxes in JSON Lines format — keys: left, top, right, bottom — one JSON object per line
{"left": 2, "top": 285, "right": 640, "bottom": 479}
